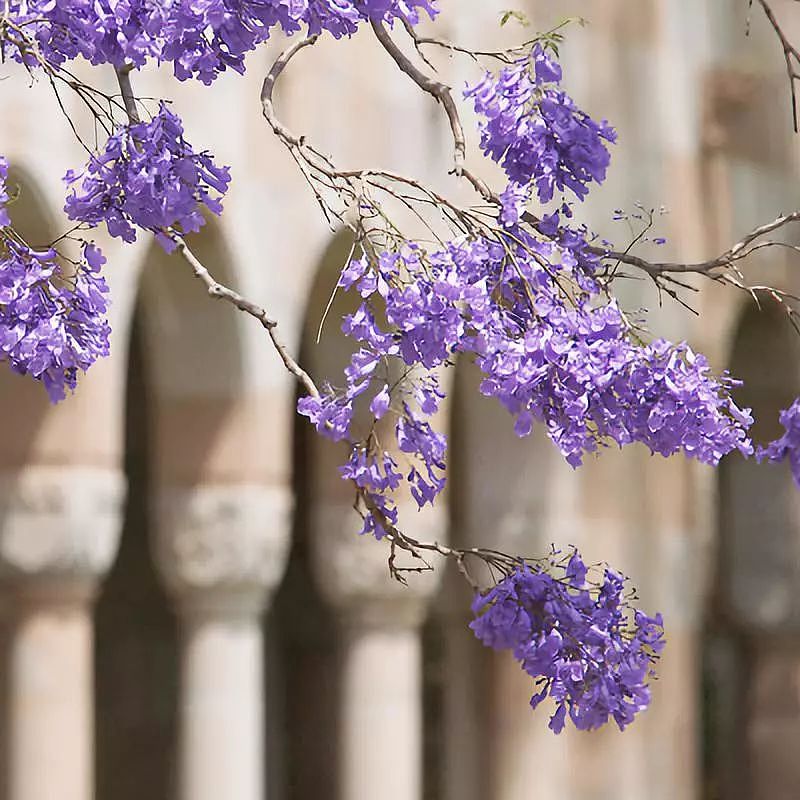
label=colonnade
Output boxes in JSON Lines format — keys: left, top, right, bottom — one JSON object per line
{"left": 0, "top": 473, "right": 444, "bottom": 800}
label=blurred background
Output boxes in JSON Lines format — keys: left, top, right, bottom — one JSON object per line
{"left": 0, "top": 1, "right": 799, "bottom": 799}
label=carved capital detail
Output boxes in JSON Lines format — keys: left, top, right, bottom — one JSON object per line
{"left": 0, "top": 466, "right": 125, "bottom": 600}
{"left": 311, "top": 503, "right": 446, "bottom": 629}
{"left": 155, "top": 484, "right": 292, "bottom": 615}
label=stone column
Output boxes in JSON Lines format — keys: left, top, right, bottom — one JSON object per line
{"left": 154, "top": 484, "right": 291, "bottom": 800}
{"left": 311, "top": 504, "right": 442, "bottom": 800}
{"left": 0, "top": 466, "right": 124, "bottom": 800}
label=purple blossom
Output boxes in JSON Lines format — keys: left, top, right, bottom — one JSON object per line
{"left": 498, "top": 182, "right": 528, "bottom": 227}
{"left": 465, "top": 44, "right": 616, "bottom": 204}
{"left": 370, "top": 383, "right": 392, "bottom": 418}
{"left": 338, "top": 256, "right": 369, "bottom": 290}
{"left": 3, "top": 1, "right": 438, "bottom": 83}
{"left": 470, "top": 555, "right": 665, "bottom": 733}
{"left": 297, "top": 386, "right": 353, "bottom": 442}
{"left": 0, "top": 240, "right": 111, "bottom": 401}
{"left": 396, "top": 402, "right": 447, "bottom": 508}
{"left": 357, "top": 491, "right": 398, "bottom": 540}
{"left": 756, "top": 398, "right": 800, "bottom": 486}
{"left": 414, "top": 378, "right": 444, "bottom": 415}
{"left": 64, "top": 105, "right": 230, "bottom": 249}
{"left": 532, "top": 43, "right": 562, "bottom": 84}
{"left": 301, "top": 220, "right": 754, "bottom": 544}
{"left": 339, "top": 447, "right": 402, "bottom": 494}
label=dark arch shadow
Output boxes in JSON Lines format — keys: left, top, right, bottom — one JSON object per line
{"left": 267, "top": 231, "right": 354, "bottom": 800}
{"left": 704, "top": 302, "right": 800, "bottom": 800}
{"left": 95, "top": 303, "right": 179, "bottom": 800}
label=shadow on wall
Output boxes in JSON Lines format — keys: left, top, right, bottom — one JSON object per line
{"left": 267, "top": 231, "right": 353, "bottom": 800}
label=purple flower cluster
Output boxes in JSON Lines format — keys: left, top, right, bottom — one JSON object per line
{"left": 0, "top": 1, "right": 763, "bottom": 737}
{"left": 300, "top": 209, "right": 755, "bottom": 535}
{"left": 465, "top": 44, "right": 616, "bottom": 204}
{"left": 0, "top": 157, "right": 110, "bottom": 401}
{"left": 470, "top": 554, "right": 665, "bottom": 733}
{"left": 0, "top": 238, "right": 111, "bottom": 401}
{"left": 299, "top": 225, "right": 753, "bottom": 540}
{"left": 291, "top": 46, "right": 754, "bottom": 648}
{"left": 756, "top": 398, "right": 800, "bottom": 486}
{"left": 471, "top": 283, "right": 754, "bottom": 467}
{"left": 64, "top": 105, "right": 230, "bottom": 250}
{"left": 4, "top": 0, "right": 437, "bottom": 83}
{"left": 299, "top": 246, "right": 451, "bottom": 514}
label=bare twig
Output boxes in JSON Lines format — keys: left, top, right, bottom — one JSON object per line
{"left": 260, "top": 34, "right": 321, "bottom": 150}
{"left": 370, "top": 19, "right": 466, "bottom": 176}
{"left": 754, "top": 0, "right": 800, "bottom": 131}
{"left": 115, "top": 64, "right": 141, "bottom": 124}
{"left": 584, "top": 211, "right": 800, "bottom": 276}
{"left": 173, "top": 235, "right": 320, "bottom": 398}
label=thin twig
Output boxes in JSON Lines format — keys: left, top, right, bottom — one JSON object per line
{"left": 755, "top": 0, "right": 800, "bottom": 131}
{"left": 370, "top": 19, "right": 466, "bottom": 176}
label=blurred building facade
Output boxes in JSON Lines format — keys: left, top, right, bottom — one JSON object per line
{"left": 1, "top": 1, "right": 800, "bottom": 799}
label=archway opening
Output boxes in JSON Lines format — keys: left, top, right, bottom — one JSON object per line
{"left": 423, "top": 356, "right": 567, "bottom": 800}
{"left": 94, "top": 302, "right": 179, "bottom": 800}
{"left": 268, "top": 232, "right": 353, "bottom": 800}
{"left": 704, "top": 303, "right": 800, "bottom": 800}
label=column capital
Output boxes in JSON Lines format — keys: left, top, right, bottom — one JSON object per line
{"left": 0, "top": 466, "right": 125, "bottom": 604}
{"left": 154, "top": 483, "right": 292, "bottom": 617}
{"left": 311, "top": 503, "right": 446, "bottom": 629}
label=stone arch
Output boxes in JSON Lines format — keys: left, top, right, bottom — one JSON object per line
{"left": 0, "top": 160, "right": 132, "bottom": 800}
{"left": 0, "top": 163, "right": 73, "bottom": 800}
{"left": 704, "top": 301, "right": 800, "bottom": 800}
{"left": 3, "top": 163, "right": 59, "bottom": 245}
{"left": 137, "top": 224, "right": 246, "bottom": 486}
{"left": 95, "top": 221, "right": 252, "bottom": 800}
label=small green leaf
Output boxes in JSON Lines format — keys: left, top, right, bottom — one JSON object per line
{"left": 500, "top": 9, "right": 530, "bottom": 27}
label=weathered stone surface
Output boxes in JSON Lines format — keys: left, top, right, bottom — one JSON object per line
{"left": 0, "top": 467, "right": 125, "bottom": 600}
{"left": 310, "top": 502, "right": 445, "bottom": 628}
{"left": 155, "top": 483, "right": 292, "bottom": 614}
